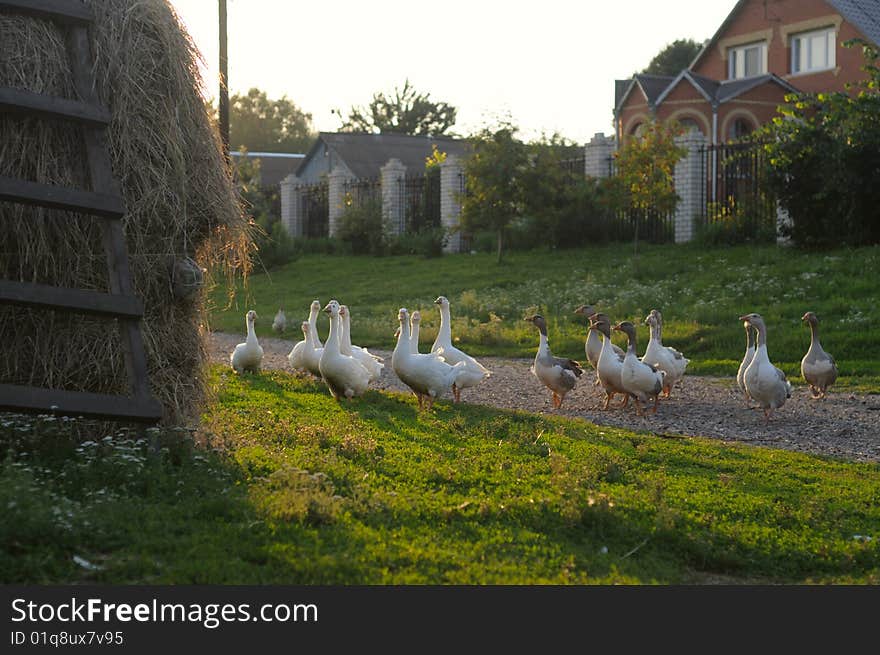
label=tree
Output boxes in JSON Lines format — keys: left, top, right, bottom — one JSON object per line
{"left": 603, "top": 121, "right": 685, "bottom": 257}
{"left": 758, "top": 39, "right": 880, "bottom": 247}
{"left": 641, "top": 38, "right": 704, "bottom": 76}
{"left": 229, "top": 88, "right": 315, "bottom": 153}
{"left": 459, "top": 123, "right": 527, "bottom": 263}
{"left": 335, "top": 79, "right": 457, "bottom": 136}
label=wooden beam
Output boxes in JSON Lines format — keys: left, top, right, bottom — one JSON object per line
{"left": 0, "top": 384, "right": 163, "bottom": 423}
{"left": 0, "top": 175, "right": 125, "bottom": 218}
{"left": 0, "top": 0, "right": 92, "bottom": 25}
{"left": 0, "top": 280, "right": 144, "bottom": 318}
{"left": 0, "top": 86, "right": 111, "bottom": 126}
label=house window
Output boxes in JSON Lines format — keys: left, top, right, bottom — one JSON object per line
{"left": 791, "top": 27, "right": 836, "bottom": 74}
{"left": 728, "top": 117, "right": 755, "bottom": 141}
{"left": 728, "top": 42, "right": 767, "bottom": 79}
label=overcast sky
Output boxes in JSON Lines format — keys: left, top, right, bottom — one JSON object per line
{"left": 169, "top": 0, "right": 733, "bottom": 146}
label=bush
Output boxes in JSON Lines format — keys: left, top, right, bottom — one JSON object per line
{"left": 388, "top": 226, "right": 447, "bottom": 258}
{"left": 337, "top": 199, "right": 387, "bottom": 256}
{"left": 695, "top": 196, "right": 777, "bottom": 246}
{"left": 758, "top": 39, "right": 880, "bottom": 247}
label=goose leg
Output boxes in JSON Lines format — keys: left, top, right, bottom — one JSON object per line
{"left": 652, "top": 395, "right": 659, "bottom": 414}
{"left": 634, "top": 398, "right": 643, "bottom": 416}
{"left": 452, "top": 383, "right": 461, "bottom": 403}
{"left": 601, "top": 394, "right": 610, "bottom": 410}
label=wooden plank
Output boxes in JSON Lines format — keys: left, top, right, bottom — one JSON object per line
{"left": 0, "top": 280, "right": 144, "bottom": 318}
{"left": 0, "top": 175, "right": 125, "bottom": 218}
{"left": 0, "top": 0, "right": 92, "bottom": 25}
{"left": 0, "top": 86, "right": 111, "bottom": 126}
{"left": 67, "top": 26, "right": 154, "bottom": 403}
{"left": 0, "top": 384, "right": 163, "bottom": 423}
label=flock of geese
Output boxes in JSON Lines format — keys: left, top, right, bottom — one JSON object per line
{"left": 230, "top": 300, "right": 838, "bottom": 421}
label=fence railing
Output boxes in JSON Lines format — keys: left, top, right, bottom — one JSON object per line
{"left": 698, "top": 141, "right": 776, "bottom": 236}
{"left": 300, "top": 181, "right": 328, "bottom": 238}
{"left": 399, "top": 172, "right": 441, "bottom": 234}
{"left": 343, "top": 177, "right": 381, "bottom": 210}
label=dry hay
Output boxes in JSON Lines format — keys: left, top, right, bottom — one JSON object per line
{"left": 0, "top": 0, "right": 253, "bottom": 424}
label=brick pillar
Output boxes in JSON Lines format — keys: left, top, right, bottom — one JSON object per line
{"left": 584, "top": 132, "right": 616, "bottom": 179}
{"left": 672, "top": 131, "right": 706, "bottom": 244}
{"left": 280, "top": 173, "right": 303, "bottom": 238}
{"left": 328, "top": 167, "right": 353, "bottom": 238}
{"left": 440, "top": 154, "right": 463, "bottom": 253}
{"left": 381, "top": 158, "right": 407, "bottom": 235}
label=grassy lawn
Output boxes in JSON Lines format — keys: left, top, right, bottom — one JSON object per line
{"left": 210, "top": 243, "right": 880, "bottom": 392}
{"left": 3, "top": 367, "right": 878, "bottom": 584}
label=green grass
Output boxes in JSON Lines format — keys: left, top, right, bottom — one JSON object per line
{"left": 3, "top": 367, "right": 878, "bottom": 584}
{"left": 210, "top": 243, "right": 880, "bottom": 392}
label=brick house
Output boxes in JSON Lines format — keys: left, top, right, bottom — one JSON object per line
{"left": 614, "top": 0, "right": 880, "bottom": 144}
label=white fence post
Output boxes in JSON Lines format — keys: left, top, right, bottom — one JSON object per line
{"left": 280, "top": 173, "right": 303, "bottom": 238}
{"left": 440, "top": 154, "right": 464, "bottom": 253}
{"left": 584, "top": 132, "right": 616, "bottom": 179}
{"left": 328, "top": 167, "right": 354, "bottom": 238}
{"left": 673, "top": 131, "right": 706, "bottom": 244}
{"left": 381, "top": 158, "right": 407, "bottom": 236}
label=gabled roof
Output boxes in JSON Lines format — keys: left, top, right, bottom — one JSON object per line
{"left": 690, "top": 0, "right": 880, "bottom": 71}
{"left": 230, "top": 151, "right": 304, "bottom": 187}
{"left": 614, "top": 74, "right": 676, "bottom": 114}
{"left": 296, "top": 132, "right": 471, "bottom": 179}
{"left": 716, "top": 73, "right": 799, "bottom": 102}
{"left": 828, "top": 0, "right": 880, "bottom": 47}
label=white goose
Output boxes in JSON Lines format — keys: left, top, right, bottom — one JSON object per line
{"left": 300, "top": 300, "right": 325, "bottom": 377}
{"left": 339, "top": 304, "right": 384, "bottom": 383}
{"left": 430, "top": 296, "right": 491, "bottom": 401}
{"left": 613, "top": 321, "right": 664, "bottom": 415}
{"left": 272, "top": 307, "right": 287, "bottom": 334}
{"left": 524, "top": 314, "right": 583, "bottom": 409}
{"left": 736, "top": 321, "right": 757, "bottom": 404}
{"left": 230, "top": 310, "right": 264, "bottom": 374}
{"left": 318, "top": 300, "right": 371, "bottom": 401}
{"left": 641, "top": 309, "right": 689, "bottom": 398}
{"left": 288, "top": 320, "right": 311, "bottom": 372}
{"left": 574, "top": 304, "right": 623, "bottom": 386}
{"left": 801, "top": 311, "right": 837, "bottom": 399}
{"left": 393, "top": 307, "right": 466, "bottom": 410}
{"left": 591, "top": 313, "right": 629, "bottom": 410}
{"left": 740, "top": 313, "right": 792, "bottom": 420}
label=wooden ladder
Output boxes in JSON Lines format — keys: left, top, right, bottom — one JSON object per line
{"left": 0, "top": 0, "right": 162, "bottom": 423}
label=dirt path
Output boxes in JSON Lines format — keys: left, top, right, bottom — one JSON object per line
{"left": 209, "top": 332, "right": 880, "bottom": 463}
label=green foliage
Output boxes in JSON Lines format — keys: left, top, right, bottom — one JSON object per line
{"left": 519, "top": 134, "right": 606, "bottom": 249}
{"left": 460, "top": 123, "right": 528, "bottom": 263}
{"left": 696, "top": 194, "right": 778, "bottom": 246}
{"left": 337, "top": 198, "right": 387, "bottom": 256}
{"left": 388, "top": 227, "right": 447, "bottom": 258}
{"left": 209, "top": 243, "right": 880, "bottom": 391}
{"left": 757, "top": 39, "right": 880, "bottom": 247}
{"left": 229, "top": 88, "right": 315, "bottom": 153}
{"left": 335, "top": 79, "right": 457, "bottom": 136}
{"left": 5, "top": 374, "right": 880, "bottom": 584}
{"left": 235, "top": 149, "right": 296, "bottom": 270}
{"left": 641, "top": 38, "right": 704, "bottom": 76}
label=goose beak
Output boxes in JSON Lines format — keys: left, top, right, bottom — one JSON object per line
{"left": 611, "top": 323, "right": 622, "bottom": 332}
{"left": 738, "top": 314, "right": 750, "bottom": 323}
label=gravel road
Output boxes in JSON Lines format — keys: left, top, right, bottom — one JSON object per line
{"left": 209, "top": 332, "right": 880, "bottom": 463}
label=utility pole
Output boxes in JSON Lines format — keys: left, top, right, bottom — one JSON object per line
{"left": 218, "top": 0, "right": 229, "bottom": 165}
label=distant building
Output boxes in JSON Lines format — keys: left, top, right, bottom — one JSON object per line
{"left": 229, "top": 151, "right": 305, "bottom": 187}
{"left": 294, "top": 132, "right": 471, "bottom": 184}
{"left": 614, "top": 0, "right": 880, "bottom": 143}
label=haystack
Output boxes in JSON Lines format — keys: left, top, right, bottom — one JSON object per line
{"left": 0, "top": 0, "right": 252, "bottom": 424}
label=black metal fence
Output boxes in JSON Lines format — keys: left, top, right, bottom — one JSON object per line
{"left": 300, "top": 181, "right": 328, "bottom": 238}
{"left": 698, "top": 141, "right": 776, "bottom": 235}
{"left": 399, "top": 172, "right": 441, "bottom": 233}
{"left": 609, "top": 207, "right": 675, "bottom": 243}
{"left": 343, "top": 177, "right": 381, "bottom": 210}
{"left": 559, "top": 155, "right": 586, "bottom": 179}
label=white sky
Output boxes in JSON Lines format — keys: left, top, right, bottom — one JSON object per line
{"left": 169, "top": 0, "right": 733, "bottom": 146}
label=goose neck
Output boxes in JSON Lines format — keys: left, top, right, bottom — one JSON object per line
{"left": 649, "top": 322, "right": 662, "bottom": 343}
{"left": 755, "top": 323, "right": 767, "bottom": 348}
{"left": 325, "top": 313, "right": 340, "bottom": 353}
{"left": 538, "top": 332, "right": 549, "bottom": 354}
{"left": 341, "top": 312, "right": 353, "bottom": 353}
{"left": 808, "top": 322, "right": 819, "bottom": 349}
{"left": 246, "top": 318, "right": 257, "bottom": 344}
{"left": 438, "top": 305, "right": 452, "bottom": 343}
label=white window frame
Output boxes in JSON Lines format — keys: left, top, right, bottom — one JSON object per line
{"left": 790, "top": 27, "right": 836, "bottom": 75}
{"left": 727, "top": 41, "right": 767, "bottom": 80}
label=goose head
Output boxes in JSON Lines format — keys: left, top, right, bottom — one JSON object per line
{"left": 802, "top": 311, "right": 819, "bottom": 327}
{"left": 411, "top": 310, "right": 421, "bottom": 325}
{"left": 574, "top": 304, "right": 597, "bottom": 318}
{"left": 644, "top": 311, "right": 660, "bottom": 329}
{"left": 612, "top": 320, "right": 637, "bottom": 344}
{"left": 323, "top": 300, "right": 340, "bottom": 317}
{"left": 398, "top": 307, "right": 409, "bottom": 324}
{"left": 738, "top": 312, "right": 765, "bottom": 330}
{"left": 246, "top": 310, "right": 257, "bottom": 324}
{"left": 434, "top": 296, "right": 449, "bottom": 308}
{"left": 339, "top": 304, "right": 349, "bottom": 319}
{"left": 310, "top": 299, "right": 321, "bottom": 314}
{"left": 524, "top": 314, "right": 548, "bottom": 336}
{"left": 589, "top": 313, "right": 612, "bottom": 339}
